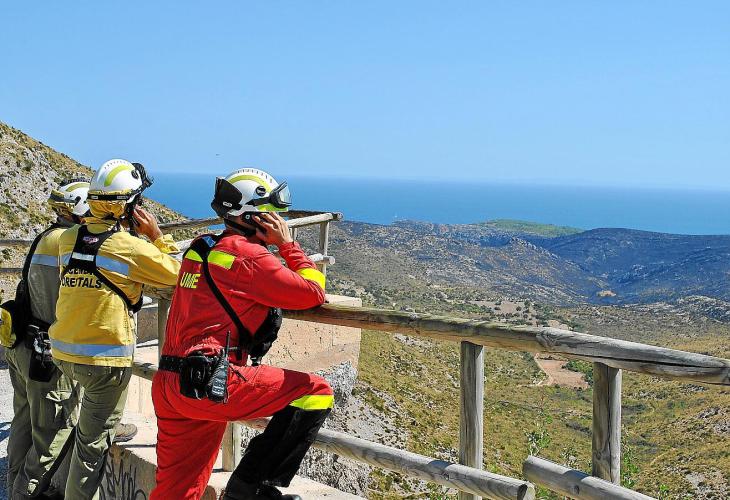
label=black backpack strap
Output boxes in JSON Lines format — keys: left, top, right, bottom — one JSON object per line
{"left": 23, "top": 223, "right": 62, "bottom": 281}
{"left": 187, "top": 236, "right": 251, "bottom": 360}
{"left": 61, "top": 225, "right": 144, "bottom": 314}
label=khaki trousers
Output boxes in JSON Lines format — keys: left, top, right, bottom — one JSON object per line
{"left": 6, "top": 345, "right": 80, "bottom": 498}
{"left": 55, "top": 359, "right": 131, "bottom": 500}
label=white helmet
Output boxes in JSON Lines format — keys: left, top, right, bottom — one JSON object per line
{"left": 49, "top": 178, "right": 91, "bottom": 218}
{"left": 87, "top": 159, "right": 153, "bottom": 219}
{"left": 211, "top": 168, "right": 291, "bottom": 218}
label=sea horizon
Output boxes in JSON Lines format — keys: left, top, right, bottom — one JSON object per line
{"left": 146, "top": 172, "right": 730, "bottom": 236}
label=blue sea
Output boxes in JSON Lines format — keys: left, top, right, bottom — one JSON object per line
{"left": 146, "top": 173, "right": 730, "bottom": 235}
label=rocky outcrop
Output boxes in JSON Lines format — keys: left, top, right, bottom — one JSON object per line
{"left": 0, "top": 121, "right": 184, "bottom": 301}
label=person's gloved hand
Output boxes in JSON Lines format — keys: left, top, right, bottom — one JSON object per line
{"left": 254, "top": 212, "right": 293, "bottom": 247}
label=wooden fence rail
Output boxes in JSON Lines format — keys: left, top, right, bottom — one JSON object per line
{"left": 0, "top": 212, "right": 339, "bottom": 276}
{"left": 0, "top": 210, "right": 343, "bottom": 248}
{"left": 284, "top": 304, "right": 730, "bottom": 385}
{"left": 523, "top": 456, "right": 655, "bottom": 500}
{"left": 0, "top": 255, "right": 334, "bottom": 276}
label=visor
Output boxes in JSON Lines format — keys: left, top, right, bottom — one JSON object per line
{"left": 249, "top": 182, "right": 292, "bottom": 209}
{"left": 49, "top": 190, "right": 82, "bottom": 208}
{"left": 212, "top": 178, "right": 291, "bottom": 217}
{"left": 132, "top": 163, "right": 154, "bottom": 191}
{"left": 49, "top": 190, "right": 72, "bottom": 204}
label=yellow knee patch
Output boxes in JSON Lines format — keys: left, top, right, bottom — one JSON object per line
{"left": 289, "top": 394, "right": 334, "bottom": 410}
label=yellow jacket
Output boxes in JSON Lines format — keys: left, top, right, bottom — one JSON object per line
{"left": 49, "top": 219, "right": 181, "bottom": 367}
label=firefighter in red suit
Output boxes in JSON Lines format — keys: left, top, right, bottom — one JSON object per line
{"left": 151, "top": 168, "right": 332, "bottom": 500}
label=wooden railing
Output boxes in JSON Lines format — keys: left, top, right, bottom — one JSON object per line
{"left": 5, "top": 212, "right": 729, "bottom": 499}
{"left": 130, "top": 301, "right": 730, "bottom": 499}
{"left": 0, "top": 210, "right": 340, "bottom": 276}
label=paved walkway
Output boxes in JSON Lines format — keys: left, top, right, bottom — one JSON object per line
{"left": 0, "top": 359, "right": 13, "bottom": 500}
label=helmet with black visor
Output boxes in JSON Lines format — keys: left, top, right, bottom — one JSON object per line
{"left": 211, "top": 168, "right": 291, "bottom": 236}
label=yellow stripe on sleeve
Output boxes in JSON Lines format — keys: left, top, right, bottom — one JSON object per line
{"left": 184, "top": 250, "right": 203, "bottom": 263}
{"left": 184, "top": 249, "right": 235, "bottom": 270}
{"left": 297, "top": 268, "right": 326, "bottom": 289}
{"left": 208, "top": 250, "right": 235, "bottom": 269}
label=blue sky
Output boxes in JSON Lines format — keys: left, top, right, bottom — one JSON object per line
{"left": 1, "top": 1, "right": 728, "bottom": 189}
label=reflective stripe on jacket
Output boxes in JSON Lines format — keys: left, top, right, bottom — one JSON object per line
{"left": 162, "top": 232, "right": 326, "bottom": 359}
{"left": 49, "top": 219, "right": 181, "bottom": 367}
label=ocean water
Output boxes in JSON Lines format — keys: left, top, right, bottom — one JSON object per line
{"left": 146, "top": 173, "right": 730, "bottom": 235}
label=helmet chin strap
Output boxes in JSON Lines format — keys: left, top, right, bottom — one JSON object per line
{"left": 224, "top": 218, "right": 258, "bottom": 237}
{"left": 56, "top": 214, "right": 77, "bottom": 227}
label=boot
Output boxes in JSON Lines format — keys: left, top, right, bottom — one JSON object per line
{"left": 12, "top": 485, "right": 64, "bottom": 500}
{"left": 37, "top": 487, "right": 64, "bottom": 500}
{"left": 222, "top": 475, "right": 301, "bottom": 500}
{"left": 113, "top": 422, "right": 138, "bottom": 443}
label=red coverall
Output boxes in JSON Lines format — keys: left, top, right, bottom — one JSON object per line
{"left": 151, "top": 232, "right": 332, "bottom": 500}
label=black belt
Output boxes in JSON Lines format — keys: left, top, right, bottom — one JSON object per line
{"left": 159, "top": 355, "right": 185, "bottom": 373}
{"left": 162, "top": 352, "right": 230, "bottom": 403}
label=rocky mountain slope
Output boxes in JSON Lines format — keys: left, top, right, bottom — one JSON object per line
{"left": 0, "top": 121, "right": 181, "bottom": 240}
{"left": 0, "top": 121, "right": 184, "bottom": 300}
{"left": 323, "top": 220, "right": 730, "bottom": 307}
{"left": 540, "top": 228, "right": 730, "bottom": 303}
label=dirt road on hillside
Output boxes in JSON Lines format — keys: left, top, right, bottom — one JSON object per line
{"left": 534, "top": 354, "right": 588, "bottom": 389}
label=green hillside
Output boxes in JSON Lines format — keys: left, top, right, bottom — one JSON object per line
{"left": 356, "top": 303, "right": 730, "bottom": 499}
{"left": 480, "top": 219, "right": 583, "bottom": 237}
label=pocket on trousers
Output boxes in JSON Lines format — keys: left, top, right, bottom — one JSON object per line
{"left": 114, "top": 367, "right": 132, "bottom": 387}
{"left": 47, "top": 389, "right": 78, "bottom": 427}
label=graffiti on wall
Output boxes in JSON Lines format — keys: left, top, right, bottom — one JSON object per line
{"left": 100, "top": 455, "right": 148, "bottom": 500}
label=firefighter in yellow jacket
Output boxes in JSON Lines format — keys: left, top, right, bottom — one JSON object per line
{"left": 5, "top": 179, "right": 88, "bottom": 500}
{"left": 49, "top": 159, "right": 180, "bottom": 499}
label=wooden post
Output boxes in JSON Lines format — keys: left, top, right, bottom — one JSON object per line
{"left": 157, "top": 298, "right": 171, "bottom": 361}
{"left": 459, "top": 341, "right": 485, "bottom": 500}
{"left": 318, "top": 221, "right": 330, "bottom": 278}
{"left": 291, "top": 226, "right": 299, "bottom": 242}
{"left": 222, "top": 422, "right": 243, "bottom": 471}
{"left": 592, "top": 362, "right": 622, "bottom": 483}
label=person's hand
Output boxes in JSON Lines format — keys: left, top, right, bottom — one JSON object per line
{"left": 132, "top": 207, "right": 163, "bottom": 242}
{"left": 254, "top": 212, "right": 293, "bottom": 247}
